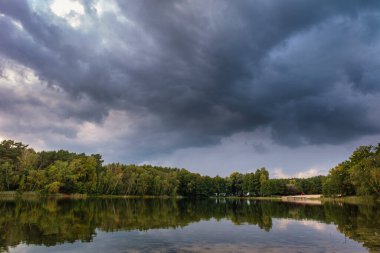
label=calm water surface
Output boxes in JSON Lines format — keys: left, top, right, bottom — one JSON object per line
{"left": 0, "top": 198, "right": 379, "bottom": 252}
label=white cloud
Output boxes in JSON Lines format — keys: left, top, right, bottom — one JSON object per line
{"left": 273, "top": 168, "right": 290, "bottom": 179}
{"left": 295, "top": 168, "right": 321, "bottom": 178}
{"left": 50, "top": 0, "right": 84, "bottom": 27}
{"left": 272, "top": 167, "right": 325, "bottom": 179}
{"left": 50, "top": 0, "right": 84, "bottom": 16}
{"left": 94, "top": 0, "right": 117, "bottom": 16}
{"left": 77, "top": 110, "right": 133, "bottom": 144}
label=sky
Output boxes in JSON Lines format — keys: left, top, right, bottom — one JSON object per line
{"left": 0, "top": 0, "right": 380, "bottom": 177}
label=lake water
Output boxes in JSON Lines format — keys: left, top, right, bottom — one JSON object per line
{"left": 0, "top": 198, "right": 379, "bottom": 252}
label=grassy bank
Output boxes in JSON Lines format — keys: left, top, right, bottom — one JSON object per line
{"left": 0, "top": 191, "right": 183, "bottom": 200}
{"left": 0, "top": 191, "right": 89, "bottom": 200}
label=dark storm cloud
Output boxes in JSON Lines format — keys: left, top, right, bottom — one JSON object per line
{"left": 0, "top": 0, "right": 380, "bottom": 157}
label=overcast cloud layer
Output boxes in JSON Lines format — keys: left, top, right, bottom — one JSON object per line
{"left": 0, "top": 0, "right": 380, "bottom": 176}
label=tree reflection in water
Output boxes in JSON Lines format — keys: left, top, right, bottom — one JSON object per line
{"left": 0, "top": 198, "right": 378, "bottom": 252}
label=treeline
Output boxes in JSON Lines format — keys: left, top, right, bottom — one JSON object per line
{"left": 0, "top": 140, "right": 323, "bottom": 196}
{"left": 323, "top": 144, "right": 380, "bottom": 196}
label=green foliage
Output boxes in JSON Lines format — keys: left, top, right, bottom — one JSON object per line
{"left": 323, "top": 144, "right": 380, "bottom": 196}
{"left": 0, "top": 139, "right": 329, "bottom": 196}
{"left": 227, "top": 172, "right": 244, "bottom": 195}
{"left": 322, "top": 162, "right": 355, "bottom": 196}
{"left": 65, "top": 156, "right": 99, "bottom": 193}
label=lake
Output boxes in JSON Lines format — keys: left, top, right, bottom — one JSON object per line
{"left": 0, "top": 198, "right": 379, "bottom": 252}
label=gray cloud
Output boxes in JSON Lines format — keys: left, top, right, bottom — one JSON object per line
{"left": 0, "top": 0, "right": 380, "bottom": 166}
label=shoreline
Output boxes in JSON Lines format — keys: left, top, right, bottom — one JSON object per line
{"left": 0, "top": 191, "right": 378, "bottom": 204}
{"left": 0, "top": 191, "right": 182, "bottom": 200}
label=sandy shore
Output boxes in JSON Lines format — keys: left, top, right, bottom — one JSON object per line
{"left": 281, "top": 195, "right": 322, "bottom": 204}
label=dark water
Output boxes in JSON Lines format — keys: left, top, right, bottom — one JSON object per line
{"left": 0, "top": 198, "right": 379, "bottom": 253}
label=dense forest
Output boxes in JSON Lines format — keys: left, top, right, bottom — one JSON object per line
{"left": 0, "top": 139, "right": 324, "bottom": 196}
{"left": 1, "top": 139, "right": 379, "bottom": 197}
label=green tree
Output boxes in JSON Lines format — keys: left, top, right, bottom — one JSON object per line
{"left": 62, "top": 156, "right": 99, "bottom": 193}
{"left": 323, "top": 162, "right": 354, "bottom": 196}
{"left": 227, "top": 172, "right": 243, "bottom": 195}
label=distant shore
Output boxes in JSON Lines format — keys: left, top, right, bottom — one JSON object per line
{"left": 0, "top": 191, "right": 182, "bottom": 200}
{"left": 0, "top": 191, "right": 378, "bottom": 204}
